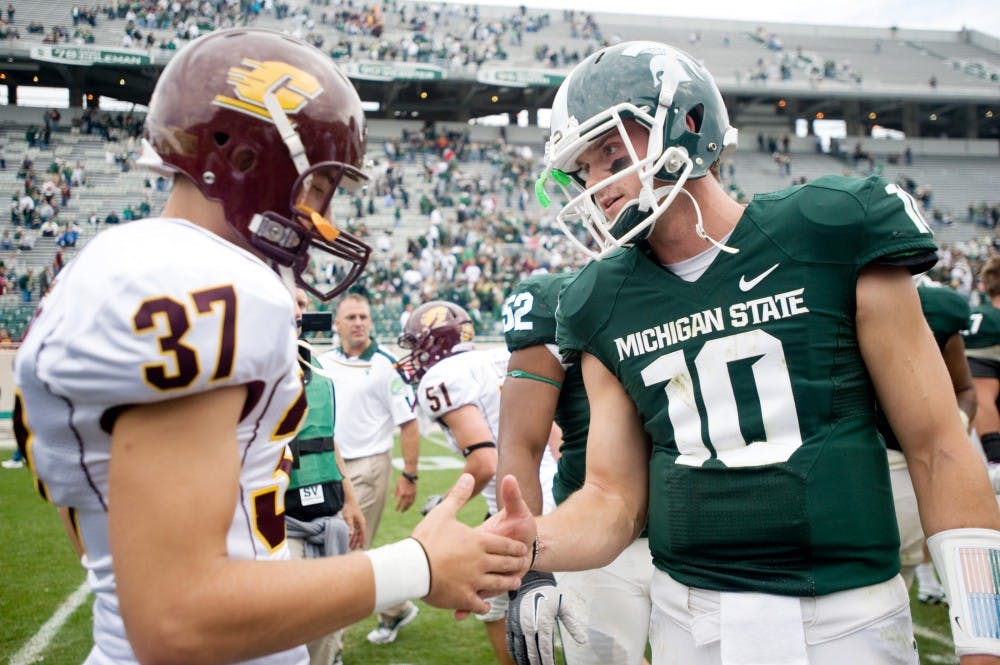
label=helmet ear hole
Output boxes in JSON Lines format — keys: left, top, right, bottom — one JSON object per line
{"left": 229, "top": 145, "right": 257, "bottom": 174}
{"left": 214, "top": 132, "right": 230, "bottom": 147}
{"left": 687, "top": 104, "right": 705, "bottom": 132}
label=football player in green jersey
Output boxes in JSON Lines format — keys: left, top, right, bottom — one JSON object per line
{"left": 966, "top": 255, "right": 1000, "bottom": 492}
{"left": 488, "top": 40, "right": 1000, "bottom": 665}
{"left": 498, "top": 271, "right": 653, "bottom": 665}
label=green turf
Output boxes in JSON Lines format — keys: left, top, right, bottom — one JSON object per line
{"left": 0, "top": 437, "right": 960, "bottom": 664}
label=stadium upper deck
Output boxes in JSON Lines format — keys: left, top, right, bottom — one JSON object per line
{"left": 0, "top": 0, "right": 997, "bottom": 137}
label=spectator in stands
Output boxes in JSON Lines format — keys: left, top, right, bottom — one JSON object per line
{"left": 17, "top": 193, "right": 34, "bottom": 225}
{"left": 17, "top": 269, "right": 31, "bottom": 302}
{"left": 71, "top": 161, "right": 86, "bottom": 187}
{"left": 18, "top": 231, "right": 35, "bottom": 251}
{"left": 57, "top": 224, "right": 79, "bottom": 248}
{"left": 104, "top": 209, "right": 120, "bottom": 225}
{"left": 40, "top": 217, "right": 60, "bottom": 238}
{"left": 0, "top": 230, "right": 11, "bottom": 251}
{"left": 46, "top": 109, "right": 62, "bottom": 133}
{"left": 38, "top": 201, "right": 56, "bottom": 224}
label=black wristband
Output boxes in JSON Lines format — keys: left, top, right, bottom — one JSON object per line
{"left": 982, "top": 432, "right": 1000, "bottom": 463}
{"left": 402, "top": 471, "right": 418, "bottom": 482}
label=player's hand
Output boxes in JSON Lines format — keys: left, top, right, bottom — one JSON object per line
{"left": 412, "top": 473, "right": 530, "bottom": 614}
{"left": 506, "top": 571, "right": 587, "bottom": 665}
{"left": 393, "top": 475, "right": 417, "bottom": 512}
{"left": 480, "top": 475, "right": 538, "bottom": 573}
{"left": 340, "top": 500, "right": 366, "bottom": 550}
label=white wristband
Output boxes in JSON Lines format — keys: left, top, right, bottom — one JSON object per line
{"left": 927, "top": 528, "right": 1000, "bottom": 657}
{"left": 364, "top": 537, "right": 431, "bottom": 612}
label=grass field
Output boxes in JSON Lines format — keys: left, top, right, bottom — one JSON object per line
{"left": 0, "top": 434, "right": 962, "bottom": 664}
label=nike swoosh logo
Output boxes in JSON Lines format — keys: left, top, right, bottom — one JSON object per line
{"left": 532, "top": 592, "right": 547, "bottom": 628}
{"left": 739, "top": 263, "right": 780, "bottom": 292}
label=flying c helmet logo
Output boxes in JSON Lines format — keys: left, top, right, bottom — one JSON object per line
{"left": 420, "top": 305, "right": 450, "bottom": 330}
{"left": 212, "top": 59, "right": 322, "bottom": 123}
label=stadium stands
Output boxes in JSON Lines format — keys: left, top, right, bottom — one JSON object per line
{"left": 1, "top": 1, "right": 998, "bottom": 340}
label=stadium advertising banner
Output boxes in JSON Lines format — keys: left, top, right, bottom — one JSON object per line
{"left": 30, "top": 46, "right": 152, "bottom": 67}
{"left": 342, "top": 61, "right": 446, "bottom": 82}
{"left": 476, "top": 68, "right": 567, "bottom": 88}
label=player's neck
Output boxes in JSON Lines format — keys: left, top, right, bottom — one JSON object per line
{"left": 161, "top": 178, "right": 250, "bottom": 250}
{"left": 646, "top": 180, "right": 745, "bottom": 264}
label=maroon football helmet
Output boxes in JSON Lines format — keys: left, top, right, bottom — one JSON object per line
{"left": 141, "top": 27, "right": 370, "bottom": 300}
{"left": 396, "top": 301, "right": 475, "bottom": 384}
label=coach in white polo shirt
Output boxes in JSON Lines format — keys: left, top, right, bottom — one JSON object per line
{"left": 319, "top": 293, "right": 422, "bottom": 645}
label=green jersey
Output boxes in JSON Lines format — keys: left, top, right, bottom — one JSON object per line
{"left": 918, "top": 282, "right": 971, "bottom": 350}
{"left": 503, "top": 271, "right": 589, "bottom": 504}
{"left": 556, "top": 174, "right": 937, "bottom": 596}
{"left": 966, "top": 301, "right": 1000, "bottom": 366}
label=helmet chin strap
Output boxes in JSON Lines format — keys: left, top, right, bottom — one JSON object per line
{"left": 262, "top": 88, "right": 310, "bottom": 176}
{"left": 691, "top": 188, "right": 739, "bottom": 255}
{"left": 646, "top": 184, "right": 739, "bottom": 255}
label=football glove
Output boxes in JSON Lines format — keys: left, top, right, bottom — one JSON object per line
{"left": 506, "top": 571, "right": 586, "bottom": 665}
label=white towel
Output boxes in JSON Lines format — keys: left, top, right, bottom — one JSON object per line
{"left": 719, "top": 592, "right": 808, "bottom": 665}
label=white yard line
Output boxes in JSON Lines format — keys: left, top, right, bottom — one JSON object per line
{"left": 913, "top": 623, "right": 956, "bottom": 657}
{"left": 10, "top": 581, "right": 90, "bottom": 665}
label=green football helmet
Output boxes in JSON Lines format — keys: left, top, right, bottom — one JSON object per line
{"left": 537, "top": 41, "right": 738, "bottom": 259}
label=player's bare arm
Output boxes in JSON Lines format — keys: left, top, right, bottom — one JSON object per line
{"left": 531, "top": 353, "right": 649, "bottom": 573}
{"left": 940, "top": 332, "right": 977, "bottom": 428}
{"left": 442, "top": 404, "right": 498, "bottom": 497}
{"left": 497, "top": 344, "right": 565, "bottom": 513}
{"left": 856, "top": 265, "right": 1000, "bottom": 536}
{"left": 972, "top": 375, "right": 1000, "bottom": 435}
{"left": 109, "top": 386, "right": 527, "bottom": 664}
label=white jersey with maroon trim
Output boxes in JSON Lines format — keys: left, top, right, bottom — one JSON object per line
{"left": 13, "top": 217, "right": 308, "bottom": 665}
{"left": 415, "top": 346, "right": 556, "bottom": 514}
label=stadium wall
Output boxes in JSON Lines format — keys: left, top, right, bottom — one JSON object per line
{"left": 4, "top": 101, "right": 993, "bottom": 158}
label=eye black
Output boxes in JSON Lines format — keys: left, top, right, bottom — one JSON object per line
{"left": 610, "top": 157, "right": 631, "bottom": 174}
